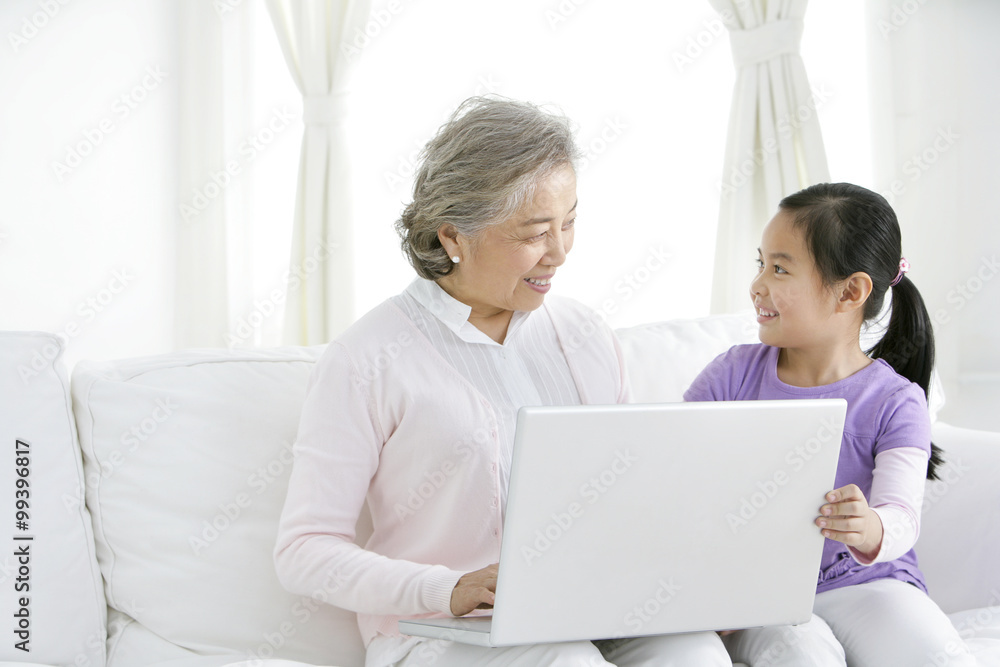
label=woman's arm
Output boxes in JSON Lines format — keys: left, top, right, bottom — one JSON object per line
{"left": 273, "top": 342, "right": 466, "bottom": 616}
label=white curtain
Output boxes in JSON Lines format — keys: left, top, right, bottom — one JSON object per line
{"left": 175, "top": 1, "right": 255, "bottom": 349}
{"left": 708, "top": 0, "right": 830, "bottom": 313}
{"left": 266, "top": 0, "right": 371, "bottom": 345}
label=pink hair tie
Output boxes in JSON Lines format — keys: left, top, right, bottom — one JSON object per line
{"left": 890, "top": 257, "right": 910, "bottom": 287}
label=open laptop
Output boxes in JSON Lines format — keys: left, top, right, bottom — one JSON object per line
{"left": 398, "top": 399, "right": 846, "bottom": 647}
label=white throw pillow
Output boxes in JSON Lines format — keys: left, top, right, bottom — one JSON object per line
{"left": 0, "top": 332, "right": 106, "bottom": 664}
{"left": 71, "top": 345, "right": 367, "bottom": 667}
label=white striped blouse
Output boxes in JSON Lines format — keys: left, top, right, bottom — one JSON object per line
{"left": 392, "top": 278, "right": 582, "bottom": 514}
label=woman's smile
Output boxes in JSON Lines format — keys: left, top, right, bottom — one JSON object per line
{"left": 524, "top": 273, "right": 554, "bottom": 293}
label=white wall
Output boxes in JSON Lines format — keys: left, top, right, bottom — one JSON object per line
{"left": 346, "top": 0, "right": 871, "bottom": 331}
{"left": 0, "top": 0, "right": 178, "bottom": 369}
{"left": 345, "top": 0, "right": 735, "bottom": 329}
{"left": 952, "top": 0, "right": 1000, "bottom": 431}
{"left": 866, "top": 0, "right": 1000, "bottom": 431}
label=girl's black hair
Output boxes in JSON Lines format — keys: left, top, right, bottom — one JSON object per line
{"left": 778, "top": 182, "right": 942, "bottom": 480}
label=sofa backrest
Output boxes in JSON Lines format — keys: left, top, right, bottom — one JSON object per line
{"left": 71, "top": 345, "right": 368, "bottom": 666}
{"left": 918, "top": 421, "right": 1000, "bottom": 614}
{"left": 0, "top": 332, "right": 106, "bottom": 665}
{"left": 616, "top": 311, "right": 759, "bottom": 402}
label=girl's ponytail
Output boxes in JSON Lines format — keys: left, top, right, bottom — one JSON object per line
{"left": 779, "top": 183, "right": 942, "bottom": 479}
{"left": 866, "top": 274, "right": 943, "bottom": 479}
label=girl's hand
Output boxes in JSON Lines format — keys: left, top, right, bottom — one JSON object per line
{"left": 816, "top": 484, "right": 884, "bottom": 560}
{"left": 450, "top": 563, "right": 498, "bottom": 616}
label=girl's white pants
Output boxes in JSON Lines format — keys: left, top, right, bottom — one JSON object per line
{"left": 724, "top": 578, "right": 979, "bottom": 666}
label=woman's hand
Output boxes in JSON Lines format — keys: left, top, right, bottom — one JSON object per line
{"left": 450, "top": 563, "right": 498, "bottom": 616}
{"left": 816, "top": 484, "right": 883, "bottom": 559}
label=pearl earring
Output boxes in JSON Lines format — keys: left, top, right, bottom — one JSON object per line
{"left": 451, "top": 256, "right": 460, "bottom": 264}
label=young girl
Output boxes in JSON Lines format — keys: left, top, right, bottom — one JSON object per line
{"left": 685, "top": 183, "right": 973, "bottom": 666}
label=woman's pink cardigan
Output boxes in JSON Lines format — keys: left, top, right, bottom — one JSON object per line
{"left": 274, "top": 295, "right": 630, "bottom": 645}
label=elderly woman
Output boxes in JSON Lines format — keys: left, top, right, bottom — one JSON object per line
{"left": 274, "top": 97, "right": 731, "bottom": 667}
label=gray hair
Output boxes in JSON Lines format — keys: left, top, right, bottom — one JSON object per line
{"left": 395, "top": 96, "right": 581, "bottom": 280}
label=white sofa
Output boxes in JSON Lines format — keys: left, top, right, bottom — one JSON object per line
{"left": 3, "top": 312, "right": 999, "bottom": 667}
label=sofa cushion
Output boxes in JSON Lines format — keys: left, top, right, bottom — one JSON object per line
{"left": 616, "top": 311, "right": 760, "bottom": 403}
{"left": 919, "top": 422, "right": 1000, "bottom": 614}
{"left": 71, "top": 345, "right": 367, "bottom": 667}
{"left": 0, "top": 332, "right": 106, "bottom": 664}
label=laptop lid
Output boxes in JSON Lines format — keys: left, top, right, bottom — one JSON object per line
{"left": 484, "top": 399, "right": 845, "bottom": 646}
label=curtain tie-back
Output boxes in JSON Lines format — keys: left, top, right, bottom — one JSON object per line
{"left": 303, "top": 92, "right": 349, "bottom": 125}
{"left": 728, "top": 18, "right": 804, "bottom": 68}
